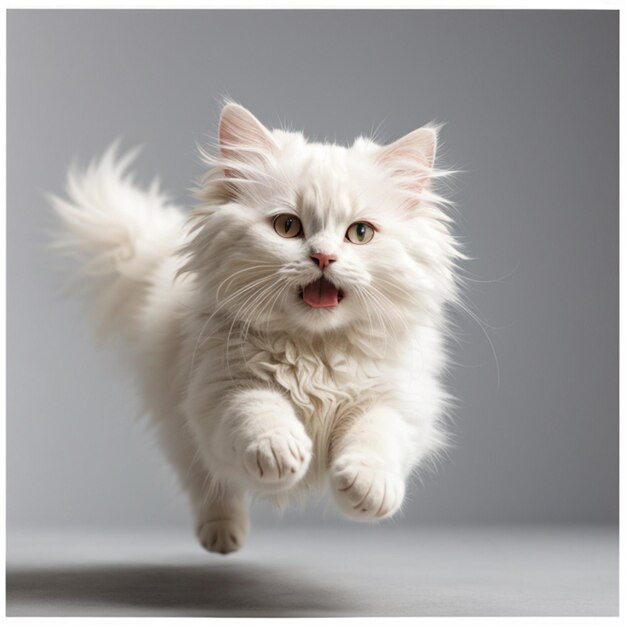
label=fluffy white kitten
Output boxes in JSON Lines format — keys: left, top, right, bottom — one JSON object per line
{"left": 53, "top": 103, "right": 460, "bottom": 554}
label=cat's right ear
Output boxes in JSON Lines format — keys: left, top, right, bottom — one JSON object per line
{"left": 377, "top": 126, "right": 438, "bottom": 197}
{"left": 218, "top": 103, "right": 277, "bottom": 169}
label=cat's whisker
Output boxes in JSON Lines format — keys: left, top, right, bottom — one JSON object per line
{"left": 361, "top": 286, "right": 405, "bottom": 352}
{"left": 225, "top": 279, "right": 278, "bottom": 371}
{"left": 215, "top": 263, "right": 282, "bottom": 299}
{"left": 237, "top": 279, "right": 282, "bottom": 358}
{"left": 351, "top": 285, "right": 381, "bottom": 355}
{"left": 371, "top": 274, "right": 416, "bottom": 303}
{"left": 190, "top": 274, "right": 276, "bottom": 375}
{"left": 368, "top": 284, "right": 412, "bottom": 335}
{"left": 261, "top": 281, "right": 291, "bottom": 338}
{"left": 224, "top": 291, "right": 263, "bottom": 371}
{"left": 361, "top": 287, "right": 391, "bottom": 357}
{"left": 245, "top": 283, "right": 279, "bottom": 342}
{"left": 454, "top": 298, "right": 501, "bottom": 390}
{"left": 208, "top": 274, "right": 276, "bottom": 322}
{"left": 189, "top": 315, "right": 212, "bottom": 376}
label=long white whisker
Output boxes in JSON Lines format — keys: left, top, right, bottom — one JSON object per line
{"left": 358, "top": 285, "right": 390, "bottom": 355}
{"left": 266, "top": 283, "right": 291, "bottom": 336}
{"left": 189, "top": 315, "right": 212, "bottom": 376}
{"left": 238, "top": 279, "right": 283, "bottom": 359}
{"left": 456, "top": 299, "right": 501, "bottom": 389}
{"left": 215, "top": 263, "right": 282, "bottom": 299}
{"left": 364, "top": 284, "right": 406, "bottom": 349}
{"left": 224, "top": 279, "right": 278, "bottom": 372}
{"left": 188, "top": 275, "right": 276, "bottom": 383}
{"left": 368, "top": 284, "right": 411, "bottom": 335}
{"left": 353, "top": 285, "right": 383, "bottom": 356}
{"left": 206, "top": 274, "right": 276, "bottom": 324}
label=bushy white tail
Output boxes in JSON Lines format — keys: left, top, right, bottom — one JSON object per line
{"left": 52, "top": 143, "right": 186, "bottom": 338}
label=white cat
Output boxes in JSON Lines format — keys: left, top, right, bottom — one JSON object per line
{"left": 52, "top": 103, "right": 461, "bottom": 554}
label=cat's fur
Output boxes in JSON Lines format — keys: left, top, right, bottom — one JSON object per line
{"left": 52, "top": 103, "right": 460, "bottom": 554}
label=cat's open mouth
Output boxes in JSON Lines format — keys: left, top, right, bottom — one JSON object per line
{"left": 300, "top": 277, "right": 345, "bottom": 309}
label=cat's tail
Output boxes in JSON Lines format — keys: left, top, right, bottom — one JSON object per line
{"left": 51, "top": 142, "right": 187, "bottom": 339}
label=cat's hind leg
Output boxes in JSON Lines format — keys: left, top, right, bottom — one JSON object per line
{"left": 154, "top": 411, "right": 250, "bottom": 554}
{"left": 193, "top": 482, "right": 249, "bottom": 555}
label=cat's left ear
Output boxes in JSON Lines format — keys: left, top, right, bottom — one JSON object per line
{"left": 377, "top": 127, "right": 437, "bottom": 195}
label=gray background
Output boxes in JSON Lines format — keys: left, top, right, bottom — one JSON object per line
{"left": 7, "top": 10, "right": 618, "bottom": 532}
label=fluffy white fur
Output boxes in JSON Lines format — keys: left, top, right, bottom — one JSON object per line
{"left": 52, "top": 103, "right": 461, "bottom": 555}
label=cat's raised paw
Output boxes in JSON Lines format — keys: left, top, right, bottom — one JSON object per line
{"left": 330, "top": 455, "right": 405, "bottom": 521}
{"left": 241, "top": 426, "right": 312, "bottom": 492}
{"left": 197, "top": 519, "right": 246, "bottom": 555}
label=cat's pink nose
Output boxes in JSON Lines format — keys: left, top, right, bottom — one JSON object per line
{"left": 310, "top": 253, "right": 336, "bottom": 270}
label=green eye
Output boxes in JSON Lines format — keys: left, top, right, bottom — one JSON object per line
{"left": 346, "top": 222, "right": 375, "bottom": 245}
{"left": 273, "top": 214, "right": 303, "bottom": 238}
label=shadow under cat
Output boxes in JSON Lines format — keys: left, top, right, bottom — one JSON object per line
{"left": 6, "top": 561, "right": 357, "bottom": 617}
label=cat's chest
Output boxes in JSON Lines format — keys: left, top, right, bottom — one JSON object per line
{"left": 243, "top": 335, "right": 389, "bottom": 423}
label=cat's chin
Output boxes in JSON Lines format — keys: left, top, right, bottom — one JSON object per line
{"left": 288, "top": 295, "right": 357, "bottom": 335}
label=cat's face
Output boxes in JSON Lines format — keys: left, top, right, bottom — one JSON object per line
{"left": 185, "top": 104, "right": 456, "bottom": 338}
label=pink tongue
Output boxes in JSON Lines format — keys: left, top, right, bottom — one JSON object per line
{"left": 303, "top": 277, "right": 339, "bottom": 308}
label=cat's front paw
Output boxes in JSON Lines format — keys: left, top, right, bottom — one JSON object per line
{"left": 330, "top": 454, "right": 406, "bottom": 521}
{"left": 241, "top": 425, "right": 312, "bottom": 492}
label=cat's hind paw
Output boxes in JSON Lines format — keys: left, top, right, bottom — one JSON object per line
{"left": 197, "top": 519, "right": 247, "bottom": 555}
{"left": 330, "top": 454, "right": 405, "bottom": 521}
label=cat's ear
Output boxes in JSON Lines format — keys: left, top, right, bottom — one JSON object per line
{"left": 218, "top": 103, "right": 277, "bottom": 162}
{"left": 377, "top": 126, "right": 437, "bottom": 195}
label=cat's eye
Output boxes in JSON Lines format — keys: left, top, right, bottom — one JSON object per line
{"left": 346, "top": 222, "right": 375, "bottom": 245}
{"left": 273, "top": 214, "right": 303, "bottom": 238}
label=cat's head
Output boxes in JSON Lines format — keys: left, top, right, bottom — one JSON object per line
{"left": 182, "top": 103, "right": 459, "bottom": 339}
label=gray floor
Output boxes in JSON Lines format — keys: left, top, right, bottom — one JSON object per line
{"left": 6, "top": 525, "right": 618, "bottom": 616}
